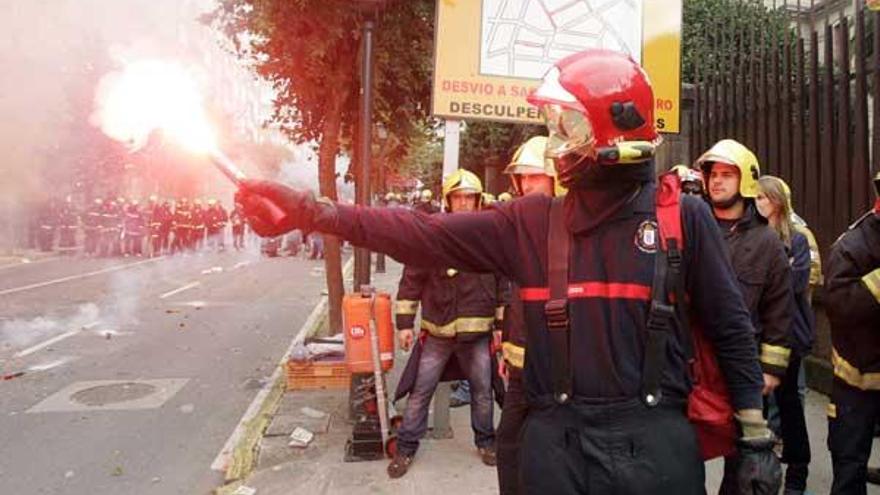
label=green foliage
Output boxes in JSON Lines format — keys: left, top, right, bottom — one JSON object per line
{"left": 205, "top": 0, "right": 434, "bottom": 160}
{"left": 395, "top": 122, "right": 443, "bottom": 191}
{"left": 682, "top": 0, "right": 790, "bottom": 83}
{"left": 460, "top": 121, "right": 543, "bottom": 176}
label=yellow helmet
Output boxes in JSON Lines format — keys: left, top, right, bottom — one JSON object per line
{"left": 696, "top": 139, "right": 760, "bottom": 198}
{"left": 504, "top": 136, "right": 554, "bottom": 176}
{"left": 420, "top": 189, "right": 433, "bottom": 202}
{"left": 482, "top": 193, "right": 496, "bottom": 205}
{"left": 442, "top": 169, "right": 483, "bottom": 209}
{"left": 498, "top": 192, "right": 513, "bottom": 202}
{"left": 504, "top": 136, "right": 566, "bottom": 196}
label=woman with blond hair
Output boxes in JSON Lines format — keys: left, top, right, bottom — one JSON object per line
{"left": 756, "top": 175, "right": 814, "bottom": 495}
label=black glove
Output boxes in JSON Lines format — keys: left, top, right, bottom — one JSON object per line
{"left": 235, "top": 180, "right": 324, "bottom": 237}
{"left": 721, "top": 410, "right": 782, "bottom": 495}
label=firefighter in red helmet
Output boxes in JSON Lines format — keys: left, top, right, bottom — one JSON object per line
{"left": 236, "top": 49, "right": 775, "bottom": 493}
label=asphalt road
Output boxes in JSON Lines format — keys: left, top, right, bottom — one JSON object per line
{"left": 0, "top": 248, "right": 336, "bottom": 495}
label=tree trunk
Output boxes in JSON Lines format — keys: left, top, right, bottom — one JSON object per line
{"left": 317, "top": 98, "right": 346, "bottom": 336}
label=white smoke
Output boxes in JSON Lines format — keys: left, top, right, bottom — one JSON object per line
{"left": 0, "top": 303, "right": 100, "bottom": 349}
{"left": 276, "top": 145, "right": 354, "bottom": 202}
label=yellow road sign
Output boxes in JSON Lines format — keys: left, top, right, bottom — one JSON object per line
{"left": 432, "top": 0, "right": 683, "bottom": 133}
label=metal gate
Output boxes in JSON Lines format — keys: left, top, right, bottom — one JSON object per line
{"left": 688, "top": 0, "right": 878, "bottom": 251}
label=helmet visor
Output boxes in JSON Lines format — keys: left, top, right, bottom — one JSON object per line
{"left": 541, "top": 103, "right": 595, "bottom": 159}
{"left": 529, "top": 67, "right": 595, "bottom": 159}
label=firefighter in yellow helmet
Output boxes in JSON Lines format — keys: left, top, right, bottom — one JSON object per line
{"left": 414, "top": 188, "right": 439, "bottom": 214}
{"left": 497, "top": 135, "right": 561, "bottom": 494}
{"left": 697, "top": 139, "right": 793, "bottom": 492}
{"left": 442, "top": 169, "right": 484, "bottom": 211}
{"left": 390, "top": 167, "right": 505, "bottom": 478}
{"left": 497, "top": 192, "right": 513, "bottom": 202}
{"left": 503, "top": 135, "right": 562, "bottom": 197}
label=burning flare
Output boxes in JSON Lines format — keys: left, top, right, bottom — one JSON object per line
{"left": 92, "top": 59, "right": 217, "bottom": 154}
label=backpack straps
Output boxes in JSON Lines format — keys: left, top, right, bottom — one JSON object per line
{"left": 641, "top": 173, "right": 691, "bottom": 407}
{"left": 546, "top": 196, "right": 572, "bottom": 403}
{"left": 656, "top": 173, "right": 693, "bottom": 360}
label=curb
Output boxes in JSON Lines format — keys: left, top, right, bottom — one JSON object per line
{"left": 212, "top": 257, "right": 353, "bottom": 490}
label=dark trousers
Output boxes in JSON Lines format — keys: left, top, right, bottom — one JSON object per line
{"left": 38, "top": 227, "right": 54, "bottom": 251}
{"left": 397, "top": 334, "right": 494, "bottom": 456}
{"left": 520, "top": 397, "right": 704, "bottom": 495}
{"left": 497, "top": 369, "right": 528, "bottom": 495}
{"left": 84, "top": 230, "right": 99, "bottom": 254}
{"left": 124, "top": 235, "right": 143, "bottom": 256}
{"left": 829, "top": 379, "right": 880, "bottom": 495}
{"left": 59, "top": 227, "right": 76, "bottom": 249}
{"left": 150, "top": 234, "right": 162, "bottom": 256}
{"left": 772, "top": 354, "right": 811, "bottom": 490}
{"left": 172, "top": 230, "right": 188, "bottom": 253}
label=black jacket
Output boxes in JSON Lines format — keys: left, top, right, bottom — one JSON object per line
{"left": 788, "top": 232, "right": 815, "bottom": 355}
{"left": 717, "top": 204, "right": 793, "bottom": 377}
{"left": 321, "top": 181, "right": 764, "bottom": 410}
{"left": 395, "top": 265, "right": 506, "bottom": 341}
{"left": 500, "top": 286, "right": 526, "bottom": 370}
{"left": 825, "top": 208, "right": 880, "bottom": 389}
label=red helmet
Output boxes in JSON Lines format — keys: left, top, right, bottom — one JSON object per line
{"left": 528, "top": 49, "right": 659, "bottom": 186}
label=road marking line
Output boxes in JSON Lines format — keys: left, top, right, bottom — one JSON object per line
{"left": 159, "top": 281, "right": 201, "bottom": 299}
{"left": 15, "top": 321, "right": 101, "bottom": 358}
{"left": 0, "top": 257, "right": 164, "bottom": 296}
{"left": 210, "top": 257, "right": 354, "bottom": 473}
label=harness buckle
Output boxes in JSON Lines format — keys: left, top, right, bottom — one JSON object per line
{"left": 544, "top": 299, "right": 569, "bottom": 331}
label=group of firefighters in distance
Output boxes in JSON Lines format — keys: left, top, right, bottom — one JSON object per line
{"left": 32, "top": 195, "right": 249, "bottom": 257}
{"left": 231, "top": 48, "right": 880, "bottom": 494}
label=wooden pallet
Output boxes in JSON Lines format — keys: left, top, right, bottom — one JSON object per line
{"left": 286, "top": 358, "right": 350, "bottom": 391}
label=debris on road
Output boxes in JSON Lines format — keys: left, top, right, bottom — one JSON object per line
{"left": 165, "top": 309, "right": 181, "bottom": 314}
{"left": 300, "top": 407, "right": 326, "bottom": 419}
{"left": 231, "top": 486, "right": 257, "bottom": 495}
{"left": 151, "top": 476, "right": 161, "bottom": 484}
{"left": 111, "top": 465, "right": 124, "bottom": 477}
{"left": 2, "top": 371, "right": 25, "bottom": 381}
{"left": 64, "top": 470, "right": 75, "bottom": 479}
{"left": 180, "top": 404, "right": 195, "bottom": 414}
{"left": 288, "top": 427, "right": 314, "bottom": 448}
{"left": 201, "top": 266, "right": 223, "bottom": 274}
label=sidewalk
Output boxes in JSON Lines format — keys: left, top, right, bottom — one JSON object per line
{"left": 218, "top": 258, "right": 880, "bottom": 495}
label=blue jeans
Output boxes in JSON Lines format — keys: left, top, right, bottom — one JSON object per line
{"left": 397, "top": 334, "right": 495, "bottom": 456}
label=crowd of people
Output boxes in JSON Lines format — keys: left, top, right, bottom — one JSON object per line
{"left": 29, "top": 196, "right": 249, "bottom": 257}
{"left": 232, "top": 48, "right": 880, "bottom": 494}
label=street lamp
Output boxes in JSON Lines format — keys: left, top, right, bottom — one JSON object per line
{"left": 345, "top": 0, "right": 391, "bottom": 464}
{"left": 351, "top": 0, "right": 388, "bottom": 291}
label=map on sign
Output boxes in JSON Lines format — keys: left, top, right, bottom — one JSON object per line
{"left": 480, "top": 0, "right": 644, "bottom": 79}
